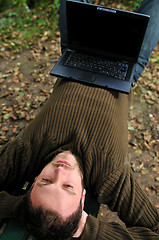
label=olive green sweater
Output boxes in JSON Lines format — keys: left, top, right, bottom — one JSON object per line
{"left": 81, "top": 215, "right": 159, "bottom": 239}
{"left": 0, "top": 78, "right": 158, "bottom": 238}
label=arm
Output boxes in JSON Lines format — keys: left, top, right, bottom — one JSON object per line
{"left": 0, "top": 137, "right": 27, "bottom": 219}
{"left": 0, "top": 125, "right": 55, "bottom": 219}
{"left": 0, "top": 94, "right": 54, "bottom": 219}
{"left": 81, "top": 214, "right": 159, "bottom": 240}
{"left": 96, "top": 164, "right": 159, "bottom": 232}
{"left": 0, "top": 82, "right": 64, "bottom": 219}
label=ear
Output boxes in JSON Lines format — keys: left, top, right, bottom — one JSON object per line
{"left": 81, "top": 189, "right": 86, "bottom": 210}
{"left": 73, "top": 210, "right": 88, "bottom": 238}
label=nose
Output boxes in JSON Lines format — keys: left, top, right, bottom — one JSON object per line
{"left": 53, "top": 165, "right": 66, "bottom": 182}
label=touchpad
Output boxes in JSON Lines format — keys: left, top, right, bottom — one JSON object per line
{"left": 78, "top": 72, "right": 96, "bottom": 82}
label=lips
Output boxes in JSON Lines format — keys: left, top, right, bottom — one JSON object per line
{"left": 57, "top": 160, "right": 71, "bottom": 167}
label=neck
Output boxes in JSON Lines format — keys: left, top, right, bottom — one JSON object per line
{"left": 73, "top": 210, "right": 88, "bottom": 238}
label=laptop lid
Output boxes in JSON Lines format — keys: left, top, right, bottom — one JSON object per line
{"left": 66, "top": 0, "right": 150, "bottom": 63}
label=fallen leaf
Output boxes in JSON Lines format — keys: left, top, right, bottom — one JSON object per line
{"left": 141, "top": 167, "right": 149, "bottom": 175}
{"left": 10, "top": 112, "right": 17, "bottom": 120}
{"left": 39, "top": 96, "right": 46, "bottom": 102}
{"left": 135, "top": 149, "right": 142, "bottom": 155}
{"left": 3, "top": 113, "right": 10, "bottom": 120}
{"left": 143, "top": 132, "right": 152, "bottom": 142}
{"left": 1, "top": 126, "right": 9, "bottom": 131}
{"left": 19, "top": 92, "right": 25, "bottom": 96}
{"left": 155, "top": 177, "right": 159, "bottom": 182}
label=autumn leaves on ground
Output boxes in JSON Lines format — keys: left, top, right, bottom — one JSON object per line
{"left": 0, "top": 1, "right": 159, "bottom": 223}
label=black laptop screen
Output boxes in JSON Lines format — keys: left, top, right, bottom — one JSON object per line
{"left": 66, "top": 1, "right": 149, "bottom": 62}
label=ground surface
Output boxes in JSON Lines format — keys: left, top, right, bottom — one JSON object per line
{"left": 0, "top": 26, "right": 159, "bottom": 226}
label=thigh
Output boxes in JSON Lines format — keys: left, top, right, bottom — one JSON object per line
{"left": 134, "top": 0, "right": 159, "bottom": 81}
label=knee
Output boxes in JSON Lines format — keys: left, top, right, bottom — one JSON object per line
{"left": 137, "top": 0, "right": 159, "bottom": 15}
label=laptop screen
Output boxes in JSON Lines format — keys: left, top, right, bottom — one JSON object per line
{"left": 66, "top": 1, "right": 149, "bottom": 62}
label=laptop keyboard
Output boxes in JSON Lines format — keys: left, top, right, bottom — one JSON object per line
{"left": 64, "top": 52, "right": 129, "bottom": 81}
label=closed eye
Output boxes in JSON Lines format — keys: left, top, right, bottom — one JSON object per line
{"left": 37, "top": 180, "right": 76, "bottom": 195}
{"left": 41, "top": 178, "right": 52, "bottom": 184}
{"left": 63, "top": 184, "right": 73, "bottom": 189}
{"left": 63, "top": 184, "right": 76, "bottom": 195}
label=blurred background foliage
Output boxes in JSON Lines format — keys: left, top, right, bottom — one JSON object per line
{"left": 0, "top": 0, "right": 142, "bottom": 52}
{"left": 0, "top": 0, "right": 60, "bottom": 52}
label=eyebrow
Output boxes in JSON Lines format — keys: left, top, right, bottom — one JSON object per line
{"left": 36, "top": 182, "right": 76, "bottom": 195}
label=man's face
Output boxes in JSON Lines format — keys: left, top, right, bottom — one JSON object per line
{"left": 31, "top": 151, "right": 86, "bottom": 219}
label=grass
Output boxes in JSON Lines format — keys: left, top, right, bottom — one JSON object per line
{"left": 0, "top": 6, "right": 59, "bottom": 52}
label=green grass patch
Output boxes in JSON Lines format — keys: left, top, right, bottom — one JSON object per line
{"left": 0, "top": 5, "right": 59, "bottom": 52}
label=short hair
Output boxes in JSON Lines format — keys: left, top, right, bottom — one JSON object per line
{"left": 19, "top": 192, "right": 82, "bottom": 240}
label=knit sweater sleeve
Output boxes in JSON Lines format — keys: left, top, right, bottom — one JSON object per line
{"left": 96, "top": 164, "right": 159, "bottom": 232}
{"left": 0, "top": 92, "right": 59, "bottom": 219}
{"left": 0, "top": 192, "right": 25, "bottom": 219}
{"left": 0, "top": 137, "right": 27, "bottom": 219}
{"left": 81, "top": 215, "right": 159, "bottom": 240}
{"left": 0, "top": 122, "right": 56, "bottom": 219}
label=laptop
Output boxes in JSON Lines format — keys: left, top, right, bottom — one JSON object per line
{"left": 50, "top": 0, "right": 149, "bottom": 93}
